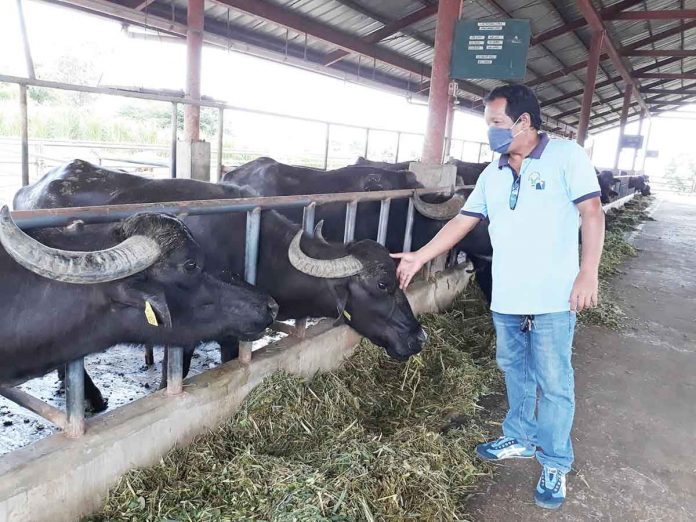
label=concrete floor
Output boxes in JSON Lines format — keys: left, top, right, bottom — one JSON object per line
{"left": 469, "top": 194, "right": 696, "bottom": 522}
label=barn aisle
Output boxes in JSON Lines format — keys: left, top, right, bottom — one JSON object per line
{"left": 469, "top": 194, "right": 696, "bottom": 521}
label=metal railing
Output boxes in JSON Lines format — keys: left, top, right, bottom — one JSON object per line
{"left": 0, "top": 74, "right": 490, "bottom": 187}
{"left": 1, "top": 185, "right": 454, "bottom": 437}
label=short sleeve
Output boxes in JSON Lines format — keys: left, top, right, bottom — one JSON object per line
{"left": 564, "top": 142, "right": 601, "bottom": 204}
{"left": 460, "top": 170, "right": 488, "bottom": 219}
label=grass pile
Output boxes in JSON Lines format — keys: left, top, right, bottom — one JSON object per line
{"left": 87, "top": 285, "right": 501, "bottom": 522}
{"left": 580, "top": 195, "right": 654, "bottom": 328}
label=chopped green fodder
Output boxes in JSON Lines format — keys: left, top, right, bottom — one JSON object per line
{"left": 580, "top": 195, "right": 653, "bottom": 328}
{"left": 87, "top": 285, "right": 501, "bottom": 522}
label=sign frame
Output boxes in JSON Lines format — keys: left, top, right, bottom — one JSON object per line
{"left": 450, "top": 19, "right": 531, "bottom": 80}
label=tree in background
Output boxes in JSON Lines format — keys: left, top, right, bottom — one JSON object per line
{"left": 664, "top": 154, "right": 696, "bottom": 193}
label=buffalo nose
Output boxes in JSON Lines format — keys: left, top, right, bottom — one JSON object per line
{"left": 268, "top": 298, "right": 279, "bottom": 319}
{"left": 417, "top": 328, "right": 428, "bottom": 343}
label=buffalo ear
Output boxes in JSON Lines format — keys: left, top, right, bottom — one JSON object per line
{"left": 327, "top": 280, "right": 350, "bottom": 326}
{"left": 107, "top": 280, "right": 173, "bottom": 328}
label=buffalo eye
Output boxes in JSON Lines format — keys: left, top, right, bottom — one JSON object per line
{"left": 377, "top": 281, "right": 387, "bottom": 291}
{"left": 184, "top": 260, "right": 198, "bottom": 273}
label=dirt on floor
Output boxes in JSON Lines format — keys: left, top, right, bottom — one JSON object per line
{"left": 468, "top": 194, "right": 696, "bottom": 521}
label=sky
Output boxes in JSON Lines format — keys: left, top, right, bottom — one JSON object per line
{"left": 0, "top": 0, "right": 694, "bottom": 176}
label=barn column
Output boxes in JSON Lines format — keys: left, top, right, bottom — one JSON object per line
{"left": 421, "top": 0, "right": 461, "bottom": 164}
{"left": 177, "top": 0, "right": 211, "bottom": 181}
{"left": 410, "top": 0, "right": 458, "bottom": 189}
{"left": 184, "top": 0, "right": 203, "bottom": 142}
{"left": 577, "top": 29, "right": 605, "bottom": 146}
{"left": 614, "top": 84, "right": 633, "bottom": 169}
{"left": 631, "top": 109, "right": 646, "bottom": 173}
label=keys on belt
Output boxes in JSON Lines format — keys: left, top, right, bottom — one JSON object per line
{"left": 520, "top": 315, "right": 535, "bottom": 332}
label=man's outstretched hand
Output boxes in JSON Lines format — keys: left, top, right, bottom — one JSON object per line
{"left": 390, "top": 251, "right": 426, "bottom": 289}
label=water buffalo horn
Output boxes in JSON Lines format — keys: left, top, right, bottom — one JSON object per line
{"left": 412, "top": 190, "right": 467, "bottom": 220}
{"left": 287, "top": 229, "right": 363, "bottom": 279}
{"left": 0, "top": 206, "right": 161, "bottom": 284}
{"left": 313, "top": 220, "right": 327, "bottom": 242}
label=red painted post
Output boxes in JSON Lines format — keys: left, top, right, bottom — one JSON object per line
{"left": 184, "top": 0, "right": 204, "bottom": 142}
{"left": 421, "top": 0, "right": 461, "bottom": 164}
{"left": 577, "top": 29, "right": 605, "bottom": 146}
{"left": 614, "top": 84, "right": 633, "bottom": 169}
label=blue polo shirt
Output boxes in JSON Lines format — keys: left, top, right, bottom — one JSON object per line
{"left": 461, "top": 133, "right": 600, "bottom": 315}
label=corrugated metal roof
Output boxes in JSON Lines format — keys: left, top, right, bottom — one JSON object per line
{"left": 51, "top": 0, "right": 696, "bottom": 134}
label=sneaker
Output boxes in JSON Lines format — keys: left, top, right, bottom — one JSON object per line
{"left": 475, "top": 436, "right": 536, "bottom": 461}
{"left": 534, "top": 466, "right": 567, "bottom": 510}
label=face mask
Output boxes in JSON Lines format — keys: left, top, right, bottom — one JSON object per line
{"left": 487, "top": 116, "right": 525, "bottom": 154}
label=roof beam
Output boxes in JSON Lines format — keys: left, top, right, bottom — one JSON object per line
{"left": 640, "top": 88, "right": 696, "bottom": 95}
{"left": 550, "top": 68, "right": 696, "bottom": 118}
{"left": 540, "top": 57, "right": 682, "bottom": 108}
{"left": 607, "top": 10, "right": 696, "bottom": 20}
{"left": 530, "top": 0, "right": 642, "bottom": 46}
{"left": 635, "top": 73, "right": 696, "bottom": 80}
{"left": 323, "top": 4, "right": 437, "bottom": 66}
{"left": 574, "top": 88, "right": 696, "bottom": 124}
{"left": 624, "top": 49, "right": 696, "bottom": 57}
{"left": 572, "top": 1, "right": 649, "bottom": 113}
{"left": 527, "top": 19, "right": 696, "bottom": 88}
{"left": 118, "top": 0, "right": 155, "bottom": 9}
{"left": 209, "top": 0, "right": 435, "bottom": 83}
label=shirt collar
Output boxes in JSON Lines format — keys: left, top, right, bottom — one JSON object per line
{"left": 498, "top": 132, "right": 550, "bottom": 169}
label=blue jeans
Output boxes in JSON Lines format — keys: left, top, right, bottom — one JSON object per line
{"left": 492, "top": 311, "right": 576, "bottom": 473}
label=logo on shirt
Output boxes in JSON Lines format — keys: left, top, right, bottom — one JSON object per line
{"left": 529, "top": 172, "right": 545, "bottom": 190}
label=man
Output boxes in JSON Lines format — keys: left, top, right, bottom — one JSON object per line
{"left": 392, "top": 85, "right": 604, "bottom": 510}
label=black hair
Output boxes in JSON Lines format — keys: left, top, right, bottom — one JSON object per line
{"left": 485, "top": 85, "right": 542, "bottom": 130}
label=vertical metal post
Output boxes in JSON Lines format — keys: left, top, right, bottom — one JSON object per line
{"left": 166, "top": 346, "right": 184, "bottom": 395}
{"left": 184, "top": 0, "right": 204, "bottom": 141}
{"left": 364, "top": 128, "right": 370, "bottom": 158}
{"left": 216, "top": 107, "right": 224, "bottom": 181}
{"left": 302, "top": 202, "right": 316, "bottom": 235}
{"left": 19, "top": 84, "right": 29, "bottom": 187}
{"left": 443, "top": 94, "right": 455, "bottom": 160}
{"left": 240, "top": 207, "right": 261, "bottom": 363}
{"left": 344, "top": 201, "right": 358, "bottom": 243}
{"left": 377, "top": 198, "right": 391, "bottom": 245}
{"left": 323, "top": 123, "right": 330, "bottom": 170}
{"left": 577, "top": 29, "right": 605, "bottom": 146}
{"left": 170, "top": 102, "right": 178, "bottom": 178}
{"left": 65, "top": 359, "right": 85, "bottom": 438}
{"left": 402, "top": 197, "right": 415, "bottom": 253}
{"left": 395, "top": 132, "right": 401, "bottom": 162}
{"left": 477, "top": 142, "right": 483, "bottom": 162}
{"left": 614, "top": 84, "right": 633, "bottom": 169}
{"left": 422, "top": 0, "right": 461, "bottom": 164}
{"left": 631, "top": 109, "right": 645, "bottom": 174}
{"left": 640, "top": 116, "right": 652, "bottom": 172}
{"left": 16, "top": 0, "right": 35, "bottom": 79}
{"left": 295, "top": 202, "right": 316, "bottom": 339}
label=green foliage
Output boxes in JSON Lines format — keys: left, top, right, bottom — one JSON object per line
{"left": 664, "top": 154, "right": 696, "bottom": 193}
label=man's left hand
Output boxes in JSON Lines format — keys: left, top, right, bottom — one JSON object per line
{"left": 569, "top": 270, "right": 599, "bottom": 312}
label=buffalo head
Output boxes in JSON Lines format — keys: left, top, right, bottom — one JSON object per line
{"left": 287, "top": 223, "right": 426, "bottom": 360}
{"left": 0, "top": 208, "right": 278, "bottom": 345}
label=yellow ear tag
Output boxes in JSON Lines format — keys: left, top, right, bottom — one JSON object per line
{"left": 343, "top": 310, "right": 352, "bottom": 321}
{"left": 144, "top": 301, "right": 159, "bottom": 327}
